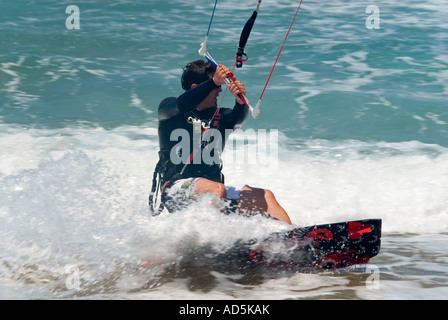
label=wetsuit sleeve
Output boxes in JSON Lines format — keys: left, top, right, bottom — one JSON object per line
{"left": 232, "top": 101, "right": 249, "bottom": 129}
{"left": 221, "top": 101, "right": 249, "bottom": 130}
{"left": 158, "top": 79, "right": 220, "bottom": 121}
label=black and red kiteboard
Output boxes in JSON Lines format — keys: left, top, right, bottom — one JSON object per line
{"left": 249, "top": 219, "right": 381, "bottom": 271}
{"left": 143, "top": 219, "right": 382, "bottom": 273}
{"left": 219, "top": 219, "right": 382, "bottom": 272}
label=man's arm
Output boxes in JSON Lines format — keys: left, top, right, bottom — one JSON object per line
{"left": 232, "top": 101, "right": 249, "bottom": 129}
{"left": 158, "top": 79, "right": 220, "bottom": 121}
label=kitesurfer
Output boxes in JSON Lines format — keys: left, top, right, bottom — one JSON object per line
{"left": 150, "top": 59, "right": 291, "bottom": 225}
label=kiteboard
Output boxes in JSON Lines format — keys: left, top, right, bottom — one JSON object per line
{"left": 143, "top": 219, "right": 382, "bottom": 273}
{"left": 224, "top": 218, "right": 382, "bottom": 272}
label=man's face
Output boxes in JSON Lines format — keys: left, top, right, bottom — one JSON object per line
{"left": 195, "top": 73, "right": 222, "bottom": 111}
{"left": 199, "top": 86, "right": 222, "bottom": 110}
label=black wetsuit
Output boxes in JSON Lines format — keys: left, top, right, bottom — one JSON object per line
{"left": 150, "top": 78, "right": 248, "bottom": 213}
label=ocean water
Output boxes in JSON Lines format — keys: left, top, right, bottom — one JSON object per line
{"left": 1, "top": 0, "right": 447, "bottom": 300}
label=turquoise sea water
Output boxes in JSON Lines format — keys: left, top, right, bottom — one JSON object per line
{"left": 1, "top": 0, "right": 447, "bottom": 300}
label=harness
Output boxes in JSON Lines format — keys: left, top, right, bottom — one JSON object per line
{"left": 148, "top": 110, "right": 223, "bottom": 216}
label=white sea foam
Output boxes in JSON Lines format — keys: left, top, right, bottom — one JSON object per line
{"left": 1, "top": 126, "right": 446, "bottom": 245}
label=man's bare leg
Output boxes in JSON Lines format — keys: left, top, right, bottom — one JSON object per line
{"left": 237, "top": 186, "right": 292, "bottom": 225}
{"left": 189, "top": 178, "right": 227, "bottom": 209}
{"left": 189, "top": 180, "right": 291, "bottom": 225}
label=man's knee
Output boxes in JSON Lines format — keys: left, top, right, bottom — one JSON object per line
{"left": 263, "top": 189, "right": 277, "bottom": 203}
{"left": 212, "top": 181, "right": 227, "bottom": 199}
{"left": 194, "top": 178, "right": 227, "bottom": 200}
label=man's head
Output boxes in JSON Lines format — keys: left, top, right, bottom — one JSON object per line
{"left": 181, "top": 60, "right": 216, "bottom": 91}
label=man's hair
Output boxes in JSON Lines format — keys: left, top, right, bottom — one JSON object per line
{"left": 181, "top": 60, "right": 216, "bottom": 90}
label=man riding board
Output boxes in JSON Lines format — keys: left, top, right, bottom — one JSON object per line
{"left": 149, "top": 59, "right": 291, "bottom": 225}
